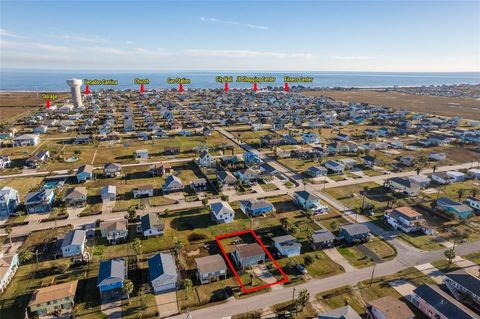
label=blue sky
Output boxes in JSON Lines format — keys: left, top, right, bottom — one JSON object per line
{"left": 1, "top": 1, "right": 479, "bottom": 71}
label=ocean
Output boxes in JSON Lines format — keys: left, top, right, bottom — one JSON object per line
{"left": 1, "top": 70, "right": 479, "bottom": 91}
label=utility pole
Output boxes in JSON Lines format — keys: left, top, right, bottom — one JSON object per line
{"left": 291, "top": 287, "right": 296, "bottom": 315}
{"left": 369, "top": 262, "right": 377, "bottom": 286}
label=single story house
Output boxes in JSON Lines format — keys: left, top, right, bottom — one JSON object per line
{"left": 436, "top": 197, "right": 474, "bottom": 219}
{"left": 210, "top": 201, "right": 235, "bottom": 224}
{"left": 443, "top": 269, "right": 480, "bottom": 308}
{"left": 148, "top": 253, "right": 177, "bottom": 293}
{"left": 133, "top": 185, "right": 154, "bottom": 198}
{"left": 97, "top": 258, "right": 126, "bottom": 301}
{"left": 339, "top": 224, "right": 370, "bottom": 244}
{"left": 195, "top": 254, "right": 227, "bottom": 285}
{"left": 64, "top": 187, "right": 87, "bottom": 207}
{"left": 385, "top": 177, "right": 420, "bottom": 196}
{"left": 28, "top": 281, "right": 78, "bottom": 317}
{"left": 141, "top": 213, "right": 164, "bottom": 237}
{"left": 233, "top": 243, "right": 265, "bottom": 270}
{"left": 408, "top": 284, "right": 478, "bottom": 319}
{"left": 61, "top": 229, "right": 87, "bottom": 258}
{"left": 239, "top": 199, "right": 274, "bottom": 217}
{"left": 324, "top": 160, "right": 345, "bottom": 174}
{"left": 272, "top": 235, "right": 301, "bottom": 257}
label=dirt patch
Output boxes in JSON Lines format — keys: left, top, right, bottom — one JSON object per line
{"left": 300, "top": 90, "right": 480, "bottom": 120}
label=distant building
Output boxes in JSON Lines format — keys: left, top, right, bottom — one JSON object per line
{"left": 25, "top": 189, "right": 54, "bottom": 214}
{"left": 210, "top": 201, "right": 235, "bottom": 224}
{"left": 162, "top": 175, "right": 184, "bottom": 194}
{"left": 103, "top": 163, "right": 122, "bottom": 178}
{"left": 101, "top": 185, "right": 117, "bottom": 202}
{"left": 100, "top": 220, "right": 128, "bottom": 244}
{"left": 141, "top": 213, "right": 164, "bottom": 237}
{"left": 76, "top": 164, "right": 94, "bottom": 183}
{"left": 13, "top": 134, "right": 39, "bottom": 147}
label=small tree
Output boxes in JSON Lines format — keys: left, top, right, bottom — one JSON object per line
{"left": 295, "top": 289, "right": 310, "bottom": 311}
{"left": 183, "top": 278, "right": 193, "bottom": 299}
{"left": 132, "top": 238, "right": 143, "bottom": 263}
{"left": 127, "top": 206, "right": 136, "bottom": 221}
{"left": 201, "top": 198, "right": 209, "bottom": 208}
{"left": 122, "top": 279, "right": 134, "bottom": 304}
{"left": 470, "top": 188, "right": 478, "bottom": 198}
{"left": 304, "top": 255, "right": 313, "bottom": 266}
{"left": 19, "top": 248, "right": 33, "bottom": 264}
{"left": 5, "top": 226, "right": 13, "bottom": 247}
{"left": 444, "top": 247, "right": 456, "bottom": 268}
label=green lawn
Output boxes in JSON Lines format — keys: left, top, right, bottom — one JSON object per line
{"left": 363, "top": 239, "right": 397, "bottom": 260}
{"left": 337, "top": 246, "right": 374, "bottom": 268}
{"left": 398, "top": 233, "right": 445, "bottom": 251}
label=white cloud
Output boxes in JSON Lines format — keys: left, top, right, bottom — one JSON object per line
{"left": 126, "top": 40, "right": 134, "bottom": 45}
{"left": 88, "top": 46, "right": 128, "bottom": 55}
{"left": 0, "top": 39, "right": 71, "bottom": 53}
{"left": 200, "top": 17, "right": 269, "bottom": 30}
{"left": 330, "top": 55, "right": 376, "bottom": 60}
{"left": 58, "top": 34, "right": 107, "bottom": 44}
{"left": 0, "top": 28, "right": 25, "bottom": 38}
{"left": 183, "top": 49, "right": 313, "bottom": 59}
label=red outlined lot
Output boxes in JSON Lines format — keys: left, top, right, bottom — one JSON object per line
{"left": 215, "top": 229, "right": 289, "bottom": 293}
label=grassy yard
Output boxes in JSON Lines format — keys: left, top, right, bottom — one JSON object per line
{"left": 464, "top": 251, "right": 480, "bottom": 264}
{"left": 398, "top": 233, "right": 445, "bottom": 251}
{"left": 337, "top": 246, "right": 374, "bottom": 268}
{"left": 363, "top": 239, "right": 397, "bottom": 260}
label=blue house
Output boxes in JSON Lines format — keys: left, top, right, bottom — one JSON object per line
{"left": 352, "top": 116, "right": 365, "bottom": 124}
{"left": 76, "top": 164, "right": 94, "bottom": 183}
{"left": 436, "top": 197, "right": 474, "bottom": 219}
{"left": 339, "top": 224, "right": 370, "bottom": 244}
{"left": 0, "top": 186, "right": 20, "bottom": 217}
{"left": 25, "top": 189, "right": 54, "bottom": 213}
{"left": 97, "top": 258, "right": 126, "bottom": 301}
{"left": 243, "top": 151, "right": 261, "bottom": 166}
{"left": 239, "top": 199, "right": 274, "bottom": 217}
{"left": 303, "top": 132, "right": 320, "bottom": 144}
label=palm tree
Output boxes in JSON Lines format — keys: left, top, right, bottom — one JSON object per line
{"left": 457, "top": 188, "right": 465, "bottom": 201}
{"left": 432, "top": 165, "right": 437, "bottom": 173}
{"left": 444, "top": 247, "right": 456, "bottom": 268}
{"left": 174, "top": 239, "right": 184, "bottom": 257}
{"left": 295, "top": 289, "right": 310, "bottom": 311}
{"left": 5, "top": 226, "right": 13, "bottom": 247}
{"left": 183, "top": 278, "right": 193, "bottom": 300}
{"left": 132, "top": 238, "right": 143, "bottom": 263}
{"left": 19, "top": 248, "right": 33, "bottom": 264}
{"left": 122, "top": 279, "right": 134, "bottom": 304}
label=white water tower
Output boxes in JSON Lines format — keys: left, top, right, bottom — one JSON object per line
{"left": 66, "top": 78, "right": 83, "bottom": 107}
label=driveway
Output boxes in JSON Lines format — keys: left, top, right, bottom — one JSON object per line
{"left": 251, "top": 265, "right": 283, "bottom": 290}
{"left": 415, "top": 263, "right": 445, "bottom": 284}
{"left": 155, "top": 291, "right": 179, "bottom": 318}
{"left": 101, "top": 300, "right": 122, "bottom": 319}
{"left": 453, "top": 256, "right": 479, "bottom": 276}
{"left": 67, "top": 207, "right": 84, "bottom": 220}
{"left": 323, "top": 248, "right": 357, "bottom": 272}
{"left": 389, "top": 279, "right": 416, "bottom": 297}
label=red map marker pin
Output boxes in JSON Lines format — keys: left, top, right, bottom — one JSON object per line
{"left": 46, "top": 99, "right": 51, "bottom": 109}
{"left": 224, "top": 82, "right": 229, "bottom": 92}
{"left": 140, "top": 83, "right": 145, "bottom": 93}
{"left": 284, "top": 82, "right": 289, "bottom": 92}
{"left": 253, "top": 82, "right": 258, "bottom": 92}
{"left": 179, "top": 83, "right": 183, "bottom": 93}
{"left": 85, "top": 85, "right": 90, "bottom": 94}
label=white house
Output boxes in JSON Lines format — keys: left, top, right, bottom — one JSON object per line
{"left": 303, "top": 132, "right": 320, "bottom": 144}
{"left": 141, "top": 213, "right": 164, "bottom": 237}
{"left": 13, "top": 134, "right": 39, "bottom": 147}
{"left": 133, "top": 185, "right": 154, "bottom": 198}
{"left": 324, "top": 160, "right": 345, "bottom": 174}
{"left": 148, "top": 253, "right": 177, "bottom": 293}
{"left": 465, "top": 197, "right": 480, "bottom": 211}
{"left": 198, "top": 150, "right": 215, "bottom": 168}
{"left": 210, "top": 201, "right": 235, "bottom": 224}
{"left": 135, "top": 149, "right": 149, "bottom": 159}
{"left": 61, "top": 229, "right": 87, "bottom": 258}
{"left": 384, "top": 207, "right": 426, "bottom": 234}
{"left": 385, "top": 177, "right": 420, "bottom": 196}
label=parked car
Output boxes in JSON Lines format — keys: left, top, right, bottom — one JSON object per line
{"left": 295, "top": 264, "right": 308, "bottom": 274}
